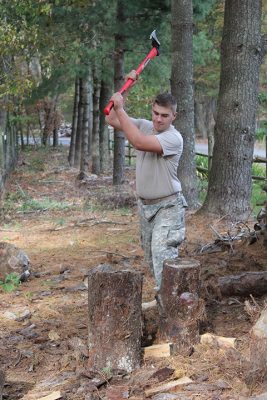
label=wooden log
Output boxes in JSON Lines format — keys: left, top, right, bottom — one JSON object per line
{"left": 218, "top": 271, "right": 267, "bottom": 297}
{"left": 87, "top": 264, "right": 143, "bottom": 373}
{"left": 248, "top": 308, "right": 267, "bottom": 382}
{"left": 158, "top": 259, "right": 203, "bottom": 356}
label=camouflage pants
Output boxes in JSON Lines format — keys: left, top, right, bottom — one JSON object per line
{"left": 138, "top": 193, "right": 187, "bottom": 289}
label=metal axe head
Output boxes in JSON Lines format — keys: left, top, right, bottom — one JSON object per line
{"left": 150, "top": 30, "right": 160, "bottom": 54}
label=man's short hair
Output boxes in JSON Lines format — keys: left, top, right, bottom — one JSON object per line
{"left": 153, "top": 92, "right": 177, "bottom": 113}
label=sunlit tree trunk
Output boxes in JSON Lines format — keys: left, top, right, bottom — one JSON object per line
{"left": 68, "top": 77, "right": 79, "bottom": 166}
{"left": 201, "top": 0, "right": 264, "bottom": 219}
{"left": 99, "top": 59, "right": 112, "bottom": 172}
{"left": 79, "top": 70, "right": 91, "bottom": 178}
{"left": 92, "top": 64, "right": 101, "bottom": 175}
{"left": 171, "top": 0, "right": 198, "bottom": 208}
{"left": 113, "top": 0, "right": 125, "bottom": 185}
{"left": 74, "top": 78, "right": 84, "bottom": 168}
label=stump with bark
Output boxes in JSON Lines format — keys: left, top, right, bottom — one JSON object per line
{"left": 87, "top": 264, "right": 143, "bottom": 373}
{"left": 247, "top": 308, "right": 267, "bottom": 384}
{"left": 158, "top": 259, "right": 204, "bottom": 355}
{"left": 0, "top": 370, "right": 4, "bottom": 400}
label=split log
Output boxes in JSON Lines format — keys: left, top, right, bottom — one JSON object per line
{"left": 143, "top": 333, "right": 236, "bottom": 360}
{"left": 158, "top": 259, "right": 204, "bottom": 356}
{"left": 200, "top": 333, "right": 236, "bottom": 348}
{"left": 36, "top": 392, "right": 62, "bottom": 400}
{"left": 87, "top": 264, "right": 143, "bottom": 373}
{"left": 144, "top": 377, "right": 193, "bottom": 397}
{"left": 248, "top": 308, "right": 267, "bottom": 383}
{"left": 143, "top": 343, "right": 171, "bottom": 359}
{"left": 218, "top": 271, "right": 267, "bottom": 297}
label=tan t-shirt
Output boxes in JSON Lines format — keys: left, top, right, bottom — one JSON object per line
{"left": 131, "top": 118, "right": 183, "bottom": 200}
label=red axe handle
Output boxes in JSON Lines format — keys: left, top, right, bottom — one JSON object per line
{"left": 104, "top": 46, "right": 159, "bottom": 116}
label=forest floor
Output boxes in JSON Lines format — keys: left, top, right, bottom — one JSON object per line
{"left": 0, "top": 146, "right": 267, "bottom": 400}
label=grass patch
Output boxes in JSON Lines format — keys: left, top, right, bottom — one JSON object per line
{"left": 0, "top": 273, "right": 20, "bottom": 293}
{"left": 18, "top": 197, "right": 72, "bottom": 213}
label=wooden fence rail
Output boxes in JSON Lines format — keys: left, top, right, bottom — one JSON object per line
{"left": 109, "top": 139, "right": 267, "bottom": 182}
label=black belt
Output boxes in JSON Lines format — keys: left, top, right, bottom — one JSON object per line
{"left": 139, "top": 192, "right": 180, "bottom": 205}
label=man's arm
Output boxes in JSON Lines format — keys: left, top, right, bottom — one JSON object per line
{"left": 111, "top": 93, "right": 162, "bottom": 154}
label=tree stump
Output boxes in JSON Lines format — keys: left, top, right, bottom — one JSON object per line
{"left": 0, "top": 370, "right": 4, "bottom": 400}
{"left": 248, "top": 308, "right": 267, "bottom": 384}
{"left": 158, "top": 259, "right": 203, "bottom": 356}
{"left": 87, "top": 264, "right": 143, "bottom": 373}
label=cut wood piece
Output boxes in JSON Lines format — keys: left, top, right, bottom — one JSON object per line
{"left": 36, "top": 391, "right": 62, "bottom": 400}
{"left": 218, "top": 271, "right": 267, "bottom": 297}
{"left": 200, "top": 333, "right": 236, "bottom": 348}
{"left": 145, "top": 377, "right": 193, "bottom": 397}
{"left": 142, "top": 300, "right": 157, "bottom": 311}
{"left": 88, "top": 264, "right": 143, "bottom": 373}
{"left": 143, "top": 343, "right": 171, "bottom": 359}
{"left": 158, "top": 259, "right": 204, "bottom": 356}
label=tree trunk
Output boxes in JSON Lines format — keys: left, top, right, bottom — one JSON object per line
{"left": 99, "top": 61, "right": 112, "bottom": 172}
{"left": 87, "top": 264, "right": 143, "bottom": 373}
{"left": 68, "top": 77, "right": 79, "bottom": 166}
{"left": 0, "top": 109, "right": 6, "bottom": 196}
{"left": 171, "top": 0, "right": 198, "bottom": 209}
{"left": 79, "top": 72, "right": 91, "bottom": 178}
{"left": 74, "top": 78, "right": 84, "bottom": 168}
{"left": 158, "top": 259, "right": 203, "bottom": 356}
{"left": 91, "top": 64, "right": 101, "bottom": 175}
{"left": 113, "top": 0, "right": 125, "bottom": 185}
{"left": 42, "top": 95, "right": 58, "bottom": 146}
{"left": 201, "top": 0, "right": 263, "bottom": 219}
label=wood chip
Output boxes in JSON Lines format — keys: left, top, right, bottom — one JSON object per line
{"left": 145, "top": 377, "right": 193, "bottom": 397}
{"left": 36, "top": 391, "right": 62, "bottom": 400}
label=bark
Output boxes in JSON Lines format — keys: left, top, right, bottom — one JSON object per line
{"left": 217, "top": 271, "right": 267, "bottom": 297}
{"left": 52, "top": 127, "right": 59, "bottom": 147}
{"left": 0, "top": 370, "right": 4, "bottom": 400}
{"left": 91, "top": 64, "right": 101, "bottom": 175}
{"left": 42, "top": 95, "right": 58, "bottom": 146}
{"left": 171, "top": 0, "right": 198, "bottom": 209}
{"left": 79, "top": 71, "right": 91, "bottom": 177}
{"left": 74, "top": 78, "right": 84, "bottom": 168}
{"left": 195, "top": 95, "right": 216, "bottom": 140}
{"left": 68, "top": 77, "right": 79, "bottom": 166}
{"left": 158, "top": 259, "right": 203, "bottom": 356}
{"left": 247, "top": 308, "right": 267, "bottom": 385}
{"left": 0, "top": 109, "right": 6, "bottom": 195}
{"left": 99, "top": 60, "right": 112, "bottom": 172}
{"left": 113, "top": 0, "right": 125, "bottom": 185}
{"left": 201, "top": 0, "right": 263, "bottom": 219}
{"left": 87, "top": 264, "right": 143, "bottom": 373}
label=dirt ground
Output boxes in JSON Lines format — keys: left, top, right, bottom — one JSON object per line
{"left": 0, "top": 146, "right": 267, "bottom": 400}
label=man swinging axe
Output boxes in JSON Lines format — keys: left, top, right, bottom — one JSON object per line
{"left": 105, "top": 30, "right": 187, "bottom": 291}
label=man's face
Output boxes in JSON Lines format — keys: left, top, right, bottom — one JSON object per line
{"left": 152, "top": 103, "right": 177, "bottom": 133}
